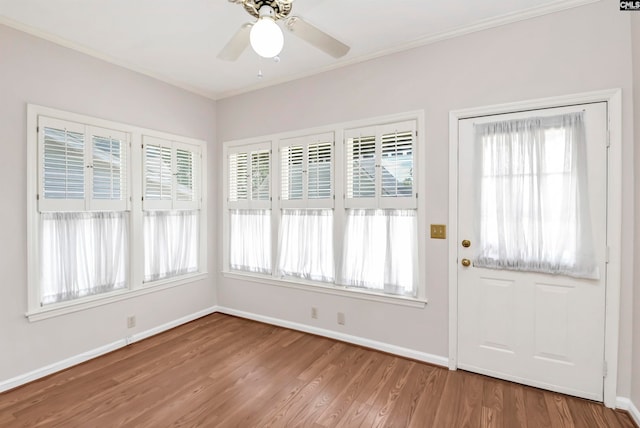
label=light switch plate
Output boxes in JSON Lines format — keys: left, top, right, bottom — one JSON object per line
{"left": 430, "top": 224, "right": 447, "bottom": 239}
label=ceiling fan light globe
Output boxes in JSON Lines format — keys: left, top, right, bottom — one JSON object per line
{"left": 250, "top": 17, "right": 284, "bottom": 58}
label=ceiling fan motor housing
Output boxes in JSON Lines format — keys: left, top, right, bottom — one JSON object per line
{"left": 243, "top": 0, "right": 292, "bottom": 20}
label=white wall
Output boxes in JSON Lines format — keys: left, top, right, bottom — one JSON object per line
{"left": 631, "top": 13, "right": 640, "bottom": 412}
{"left": 217, "top": 1, "right": 636, "bottom": 397}
{"left": 0, "top": 24, "right": 217, "bottom": 384}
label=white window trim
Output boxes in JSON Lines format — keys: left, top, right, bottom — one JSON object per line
{"left": 27, "top": 104, "right": 208, "bottom": 321}
{"left": 222, "top": 271, "right": 426, "bottom": 308}
{"left": 222, "top": 110, "right": 427, "bottom": 304}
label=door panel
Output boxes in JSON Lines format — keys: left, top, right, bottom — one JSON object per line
{"left": 534, "top": 283, "right": 572, "bottom": 363}
{"left": 479, "top": 277, "right": 515, "bottom": 353}
{"left": 457, "top": 102, "right": 607, "bottom": 401}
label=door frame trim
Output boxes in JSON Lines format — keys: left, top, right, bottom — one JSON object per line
{"left": 448, "top": 88, "right": 622, "bottom": 408}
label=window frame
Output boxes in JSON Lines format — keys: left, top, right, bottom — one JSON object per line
{"left": 27, "top": 104, "right": 208, "bottom": 321}
{"left": 222, "top": 111, "right": 427, "bottom": 307}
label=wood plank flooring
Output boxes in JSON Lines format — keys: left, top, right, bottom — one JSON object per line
{"left": 0, "top": 313, "right": 636, "bottom": 427}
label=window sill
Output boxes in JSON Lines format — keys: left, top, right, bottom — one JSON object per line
{"left": 221, "top": 271, "right": 427, "bottom": 308}
{"left": 26, "top": 272, "right": 208, "bottom": 322}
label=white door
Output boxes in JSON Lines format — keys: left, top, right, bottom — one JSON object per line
{"left": 457, "top": 102, "right": 608, "bottom": 401}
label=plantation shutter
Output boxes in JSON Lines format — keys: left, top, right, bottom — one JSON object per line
{"left": 174, "top": 142, "right": 200, "bottom": 210}
{"left": 280, "top": 132, "right": 333, "bottom": 208}
{"left": 143, "top": 136, "right": 200, "bottom": 210}
{"left": 228, "top": 152, "right": 248, "bottom": 204}
{"left": 378, "top": 121, "right": 416, "bottom": 208}
{"left": 39, "top": 117, "right": 86, "bottom": 212}
{"left": 143, "top": 136, "right": 173, "bottom": 210}
{"left": 344, "top": 126, "right": 377, "bottom": 208}
{"left": 251, "top": 150, "right": 271, "bottom": 203}
{"left": 38, "top": 117, "right": 130, "bottom": 212}
{"left": 89, "top": 126, "right": 129, "bottom": 211}
{"left": 344, "top": 121, "right": 416, "bottom": 209}
{"left": 281, "top": 144, "right": 304, "bottom": 202}
{"left": 308, "top": 140, "right": 332, "bottom": 201}
{"left": 227, "top": 142, "right": 271, "bottom": 209}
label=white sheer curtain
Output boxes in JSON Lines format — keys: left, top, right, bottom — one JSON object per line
{"left": 40, "top": 212, "right": 128, "bottom": 305}
{"left": 144, "top": 210, "right": 199, "bottom": 282}
{"left": 229, "top": 209, "right": 271, "bottom": 274}
{"left": 340, "top": 209, "right": 418, "bottom": 296}
{"left": 278, "top": 209, "right": 334, "bottom": 282}
{"left": 474, "top": 112, "right": 598, "bottom": 279}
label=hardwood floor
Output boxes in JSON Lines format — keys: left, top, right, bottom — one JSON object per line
{"left": 0, "top": 313, "right": 636, "bottom": 427}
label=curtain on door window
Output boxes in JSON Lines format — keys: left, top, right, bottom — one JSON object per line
{"left": 229, "top": 209, "right": 271, "bottom": 274}
{"left": 474, "top": 112, "right": 598, "bottom": 279}
{"left": 340, "top": 209, "right": 417, "bottom": 296}
{"left": 144, "top": 210, "right": 199, "bottom": 282}
{"left": 40, "top": 212, "right": 129, "bottom": 305}
{"left": 278, "top": 209, "right": 334, "bottom": 282}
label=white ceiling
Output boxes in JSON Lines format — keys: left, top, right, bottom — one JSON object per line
{"left": 0, "top": 0, "right": 594, "bottom": 99}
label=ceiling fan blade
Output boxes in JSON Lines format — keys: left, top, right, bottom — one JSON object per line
{"left": 217, "top": 23, "right": 252, "bottom": 61}
{"left": 286, "top": 16, "right": 350, "bottom": 58}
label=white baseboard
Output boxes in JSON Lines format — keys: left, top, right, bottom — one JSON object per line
{"left": 617, "top": 397, "right": 640, "bottom": 426}
{"left": 0, "top": 306, "right": 217, "bottom": 394}
{"left": 216, "top": 306, "right": 449, "bottom": 367}
{"left": 0, "top": 339, "right": 125, "bottom": 393}
{"left": 631, "top": 401, "right": 640, "bottom": 427}
{"left": 131, "top": 306, "right": 218, "bottom": 343}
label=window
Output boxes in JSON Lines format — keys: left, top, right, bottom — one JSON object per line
{"left": 223, "top": 114, "right": 423, "bottom": 300}
{"left": 344, "top": 121, "right": 416, "bottom": 209}
{"left": 229, "top": 209, "right": 271, "bottom": 273}
{"left": 227, "top": 143, "right": 272, "bottom": 273}
{"left": 38, "top": 117, "right": 130, "bottom": 305}
{"left": 143, "top": 136, "right": 200, "bottom": 210}
{"left": 342, "top": 121, "right": 418, "bottom": 296}
{"left": 143, "top": 210, "right": 199, "bottom": 282}
{"left": 474, "top": 112, "right": 598, "bottom": 279}
{"left": 28, "top": 106, "right": 207, "bottom": 317}
{"left": 341, "top": 209, "right": 417, "bottom": 295}
{"left": 40, "top": 211, "right": 129, "bottom": 304}
{"left": 278, "top": 133, "right": 334, "bottom": 281}
{"left": 39, "top": 118, "right": 129, "bottom": 212}
{"left": 228, "top": 145, "right": 271, "bottom": 207}
{"left": 142, "top": 136, "right": 201, "bottom": 282}
{"left": 280, "top": 133, "right": 333, "bottom": 207}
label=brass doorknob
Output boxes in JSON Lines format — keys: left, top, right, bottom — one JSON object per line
{"left": 462, "top": 240, "right": 471, "bottom": 248}
{"left": 461, "top": 258, "right": 471, "bottom": 267}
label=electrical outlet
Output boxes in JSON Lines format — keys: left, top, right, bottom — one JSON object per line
{"left": 127, "top": 316, "right": 136, "bottom": 329}
{"left": 337, "top": 312, "right": 345, "bottom": 325}
{"left": 311, "top": 307, "right": 318, "bottom": 319}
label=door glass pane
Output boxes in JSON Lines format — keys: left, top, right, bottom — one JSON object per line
{"left": 474, "top": 112, "right": 598, "bottom": 279}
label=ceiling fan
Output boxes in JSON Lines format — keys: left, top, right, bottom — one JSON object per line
{"left": 218, "top": 0, "right": 350, "bottom": 61}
